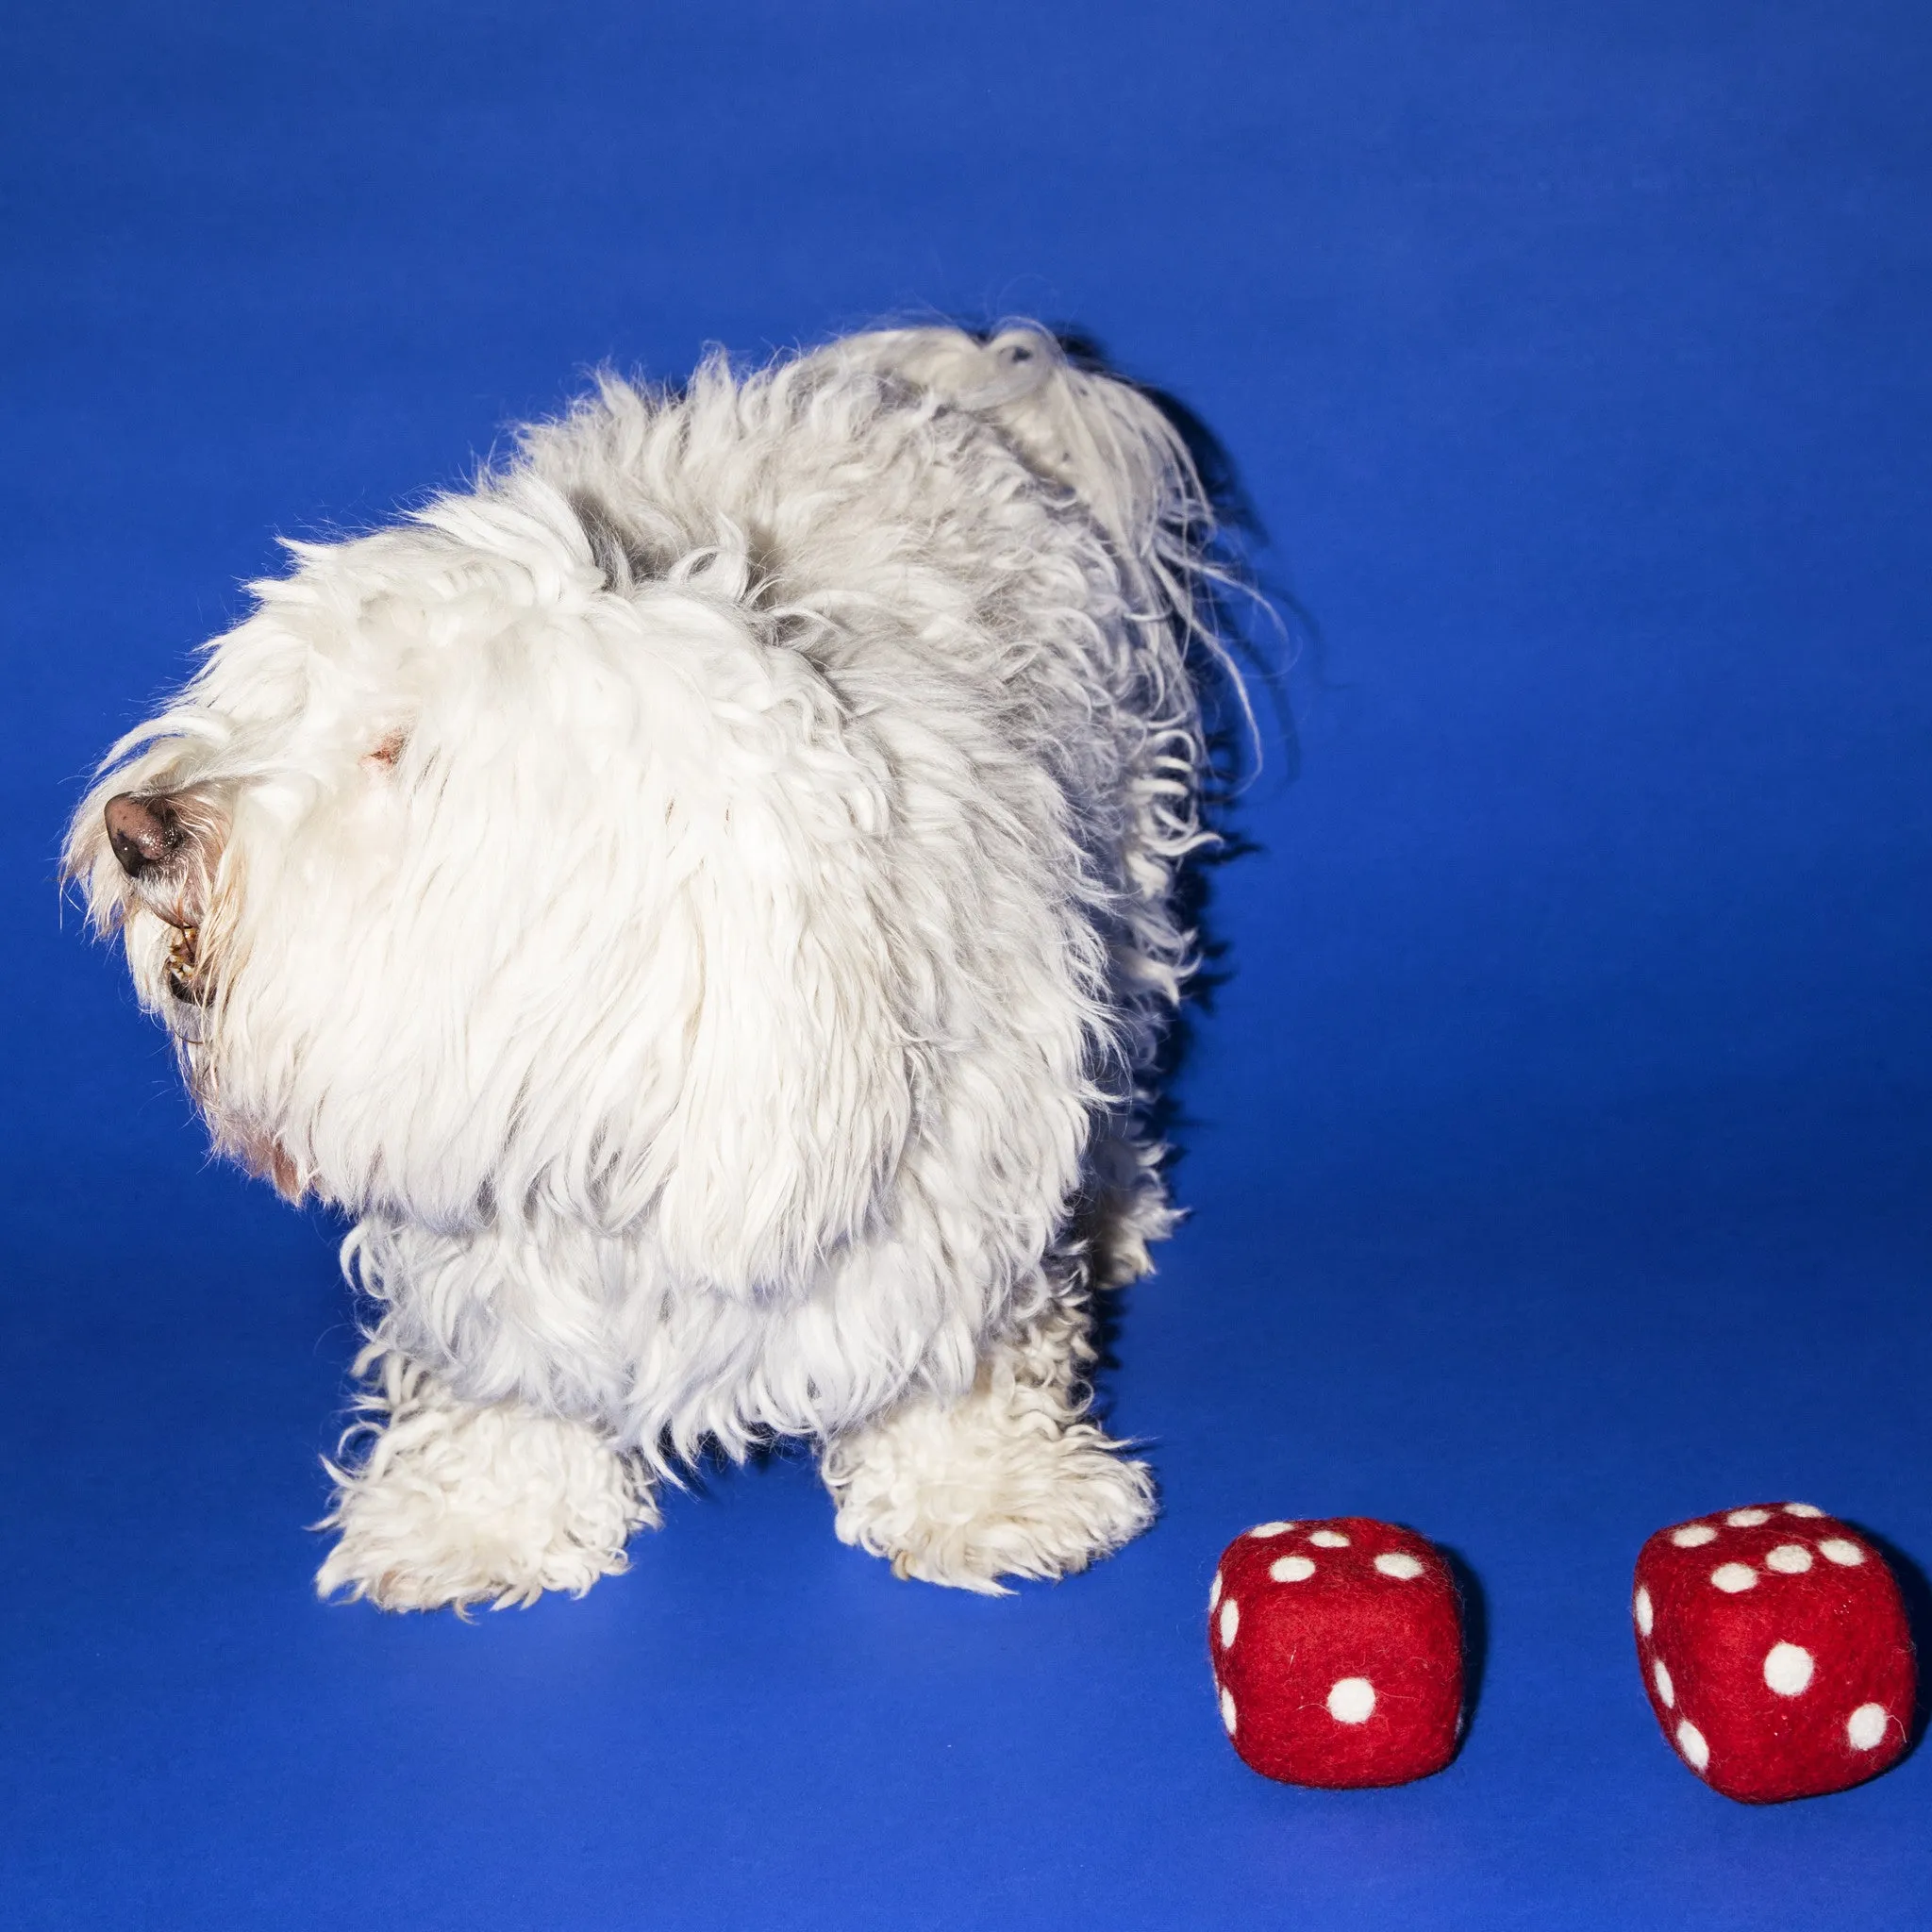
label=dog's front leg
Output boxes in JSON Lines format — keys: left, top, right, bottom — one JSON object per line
{"left": 819, "top": 1297, "right": 1156, "bottom": 1594}
{"left": 315, "top": 1346, "right": 657, "bottom": 1612}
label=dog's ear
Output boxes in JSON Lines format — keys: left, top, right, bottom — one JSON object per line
{"left": 634, "top": 611, "right": 915, "bottom": 1296}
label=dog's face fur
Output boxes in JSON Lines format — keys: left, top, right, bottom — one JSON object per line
{"left": 67, "top": 490, "right": 915, "bottom": 1286}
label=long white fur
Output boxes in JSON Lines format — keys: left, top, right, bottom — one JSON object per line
{"left": 66, "top": 325, "right": 1232, "bottom": 1605}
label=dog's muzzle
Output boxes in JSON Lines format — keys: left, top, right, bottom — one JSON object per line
{"left": 104, "top": 791, "right": 213, "bottom": 1005}
{"left": 105, "top": 791, "right": 189, "bottom": 879}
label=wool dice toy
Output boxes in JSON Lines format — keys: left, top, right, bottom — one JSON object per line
{"left": 1632, "top": 1503, "right": 1918, "bottom": 1803}
{"left": 1208, "top": 1517, "right": 1464, "bottom": 1787}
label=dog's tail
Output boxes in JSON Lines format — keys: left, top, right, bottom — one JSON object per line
{"left": 824, "top": 324, "right": 1257, "bottom": 1072}
{"left": 826, "top": 325, "right": 1233, "bottom": 672}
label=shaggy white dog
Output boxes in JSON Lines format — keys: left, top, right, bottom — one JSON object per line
{"left": 66, "top": 325, "right": 1237, "bottom": 1607}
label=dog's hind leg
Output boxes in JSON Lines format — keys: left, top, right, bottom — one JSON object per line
{"left": 818, "top": 1293, "right": 1156, "bottom": 1594}
{"left": 1077, "top": 1121, "right": 1179, "bottom": 1290}
{"left": 315, "top": 1346, "right": 657, "bottom": 1612}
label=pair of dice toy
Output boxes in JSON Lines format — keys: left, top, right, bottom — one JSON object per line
{"left": 1209, "top": 1503, "right": 1916, "bottom": 1801}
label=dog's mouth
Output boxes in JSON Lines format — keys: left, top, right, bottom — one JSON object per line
{"left": 163, "top": 920, "right": 211, "bottom": 1007}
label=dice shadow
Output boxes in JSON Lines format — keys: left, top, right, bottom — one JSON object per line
{"left": 1843, "top": 1519, "right": 1932, "bottom": 1761}
{"left": 1433, "top": 1541, "right": 1491, "bottom": 1755}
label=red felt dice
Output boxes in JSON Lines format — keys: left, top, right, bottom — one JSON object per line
{"left": 1208, "top": 1517, "right": 1464, "bottom": 1788}
{"left": 1632, "top": 1503, "right": 1917, "bottom": 1803}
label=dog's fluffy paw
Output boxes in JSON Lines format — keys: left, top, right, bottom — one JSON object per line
{"left": 823, "top": 1390, "right": 1156, "bottom": 1595}
{"left": 317, "top": 1390, "right": 657, "bottom": 1613}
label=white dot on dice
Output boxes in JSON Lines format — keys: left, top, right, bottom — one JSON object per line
{"left": 1219, "top": 1598, "right": 1240, "bottom": 1648}
{"left": 1248, "top": 1522, "right": 1295, "bottom": 1539}
{"left": 1374, "top": 1552, "right": 1424, "bottom": 1580}
{"left": 1269, "top": 1555, "right": 1315, "bottom": 1583}
{"left": 1671, "top": 1524, "right": 1718, "bottom": 1547}
{"left": 1308, "top": 1530, "right": 1351, "bottom": 1548}
{"left": 1764, "top": 1543, "right": 1812, "bottom": 1574}
{"left": 1209, "top": 1570, "right": 1223, "bottom": 1610}
{"left": 1762, "top": 1641, "right": 1814, "bottom": 1696}
{"left": 1653, "top": 1658, "right": 1674, "bottom": 1707}
{"left": 1221, "top": 1687, "right": 1238, "bottom": 1736}
{"left": 1819, "top": 1539, "right": 1866, "bottom": 1567}
{"left": 1847, "top": 1704, "right": 1888, "bottom": 1751}
{"left": 1326, "top": 1677, "right": 1376, "bottom": 1724}
{"left": 1782, "top": 1503, "right": 1824, "bottom": 1518}
{"left": 1710, "top": 1562, "right": 1757, "bottom": 1593}
{"left": 1633, "top": 1586, "right": 1654, "bottom": 1636}
{"left": 1676, "top": 1720, "right": 1710, "bottom": 1772}
{"left": 1726, "top": 1508, "right": 1771, "bottom": 1527}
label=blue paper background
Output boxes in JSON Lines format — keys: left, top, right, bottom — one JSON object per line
{"left": 4, "top": 3, "right": 1928, "bottom": 1925}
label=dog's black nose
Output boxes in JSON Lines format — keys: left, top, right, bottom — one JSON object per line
{"left": 104, "top": 792, "right": 182, "bottom": 879}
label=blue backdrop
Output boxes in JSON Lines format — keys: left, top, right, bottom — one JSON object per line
{"left": 5, "top": 4, "right": 1928, "bottom": 1926}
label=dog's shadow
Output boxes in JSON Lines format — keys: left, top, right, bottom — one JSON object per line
{"left": 1053, "top": 324, "right": 1309, "bottom": 1163}
{"left": 1036, "top": 325, "right": 1304, "bottom": 1413}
